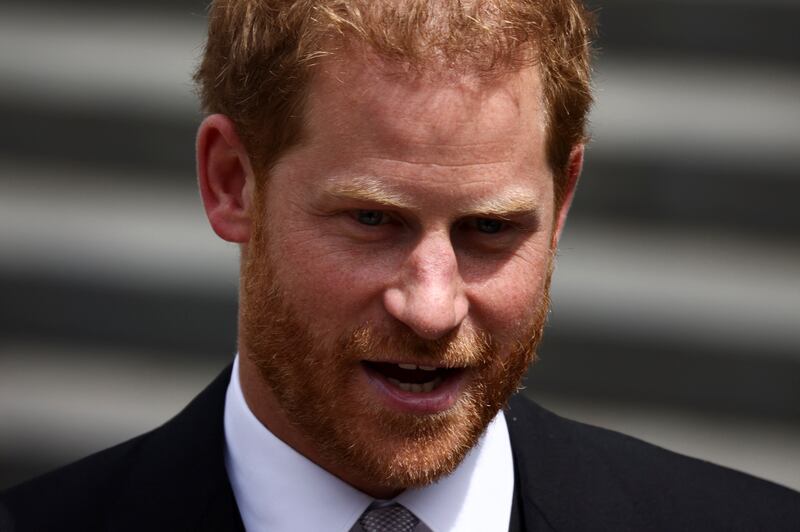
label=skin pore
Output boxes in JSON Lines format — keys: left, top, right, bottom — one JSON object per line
{"left": 197, "top": 52, "right": 582, "bottom": 498}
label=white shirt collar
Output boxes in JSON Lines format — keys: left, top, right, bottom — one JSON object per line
{"left": 224, "top": 355, "right": 515, "bottom": 532}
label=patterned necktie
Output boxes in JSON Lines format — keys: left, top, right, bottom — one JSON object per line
{"left": 358, "top": 502, "right": 420, "bottom": 532}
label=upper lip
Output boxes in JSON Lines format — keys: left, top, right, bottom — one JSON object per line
{"left": 361, "top": 360, "right": 467, "bottom": 370}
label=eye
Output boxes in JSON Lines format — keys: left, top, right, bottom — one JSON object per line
{"left": 354, "top": 210, "right": 387, "bottom": 226}
{"left": 474, "top": 218, "right": 506, "bottom": 234}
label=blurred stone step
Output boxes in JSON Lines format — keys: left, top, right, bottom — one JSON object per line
{"left": 2, "top": 4, "right": 798, "bottom": 167}
{"left": 3, "top": 3, "right": 799, "bottom": 235}
{"left": 6, "top": 0, "right": 798, "bottom": 65}
{"left": 1, "top": 346, "right": 798, "bottom": 491}
{"left": 2, "top": 166, "right": 798, "bottom": 354}
{"left": 1, "top": 166, "right": 799, "bottom": 421}
{"left": 585, "top": 0, "right": 800, "bottom": 66}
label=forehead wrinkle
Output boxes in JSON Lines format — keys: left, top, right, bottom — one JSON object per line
{"left": 310, "top": 54, "right": 544, "bottom": 146}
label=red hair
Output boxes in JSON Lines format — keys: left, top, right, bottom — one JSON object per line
{"left": 194, "top": 0, "right": 594, "bottom": 205}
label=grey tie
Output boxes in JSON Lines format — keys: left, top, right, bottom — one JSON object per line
{"left": 358, "top": 502, "right": 420, "bottom": 532}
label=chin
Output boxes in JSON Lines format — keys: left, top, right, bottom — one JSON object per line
{"left": 298, "top": 355, "right": 531, "bottom": 492}
{"left": 239, "top": 220, "right": 548, "bottom": 492}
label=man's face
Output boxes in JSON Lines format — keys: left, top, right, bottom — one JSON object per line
{"left": 239, "top": 55, "right": 561, "bottom": 495}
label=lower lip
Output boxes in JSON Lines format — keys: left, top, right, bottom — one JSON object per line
{"left": 361, "top": 364, "right": 467, "bottom": 415}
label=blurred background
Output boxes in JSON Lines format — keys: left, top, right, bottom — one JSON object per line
{"left": 1, "top": 0, "right": 798, "bottom": 491}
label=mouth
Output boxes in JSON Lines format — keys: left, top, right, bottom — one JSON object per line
{"left": 360, "top": 361, "right": 468, "bottom": 414}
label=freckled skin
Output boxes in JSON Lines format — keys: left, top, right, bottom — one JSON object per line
{"left": 237, "top": 55, "right": 573, "bottom": 498}
{"left": 264, "top": 61, "right": 555, "bottom": 342}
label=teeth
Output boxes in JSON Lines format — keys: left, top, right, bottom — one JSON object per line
{"left": 386, "top": 377, "right": 443, "bottom": 393}
{"left": 396, "top": 363, "right": 438, "bottom": 371}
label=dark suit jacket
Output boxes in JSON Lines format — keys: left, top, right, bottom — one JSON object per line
{"left": 2, "top": 365, "right": 799, "bottom": 531}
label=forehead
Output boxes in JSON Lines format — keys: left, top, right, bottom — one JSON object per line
{"left": 301, "top": 52, "right": 547, "bottom": 166}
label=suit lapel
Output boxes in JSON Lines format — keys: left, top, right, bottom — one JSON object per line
{"left": 109, "top": 365, "right": 244, "bottom": 532}
{"left": 102, "top": 370, "right": 580, "bottom": 531}
{"left": 506, "top": 394, "right": 641, "bottom": 532}
{"left": 508, "top": 468, "right": 523, "bottom": 532}
{"left": 506, "top": 399, "right": 555, "bottom": 532}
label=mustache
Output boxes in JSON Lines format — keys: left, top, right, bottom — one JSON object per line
{"left": 341, "top": 324, "right": 496, "bottom": 367}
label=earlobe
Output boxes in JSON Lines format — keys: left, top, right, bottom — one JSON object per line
{"left": 552, "top": 144, "right": 584, "bottom": 247}
{"left": 196, "top": 114, "right": 255, "bottom": 243}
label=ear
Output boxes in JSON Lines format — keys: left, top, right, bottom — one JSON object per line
{"left": 552, "top": 144, "right": 584, "bottom": 247}
{"left": 196, "top": 114, "right": 256, "bottom": 243}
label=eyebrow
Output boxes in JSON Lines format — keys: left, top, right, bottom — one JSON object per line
{"left": 320, "top": 178, "right": 414, "bottom": 210}
{"left": 320, "top": 178, "right": 541, "bottom": 218}
{"left": 464, "top": 192, "right": 540, "bottom": 219}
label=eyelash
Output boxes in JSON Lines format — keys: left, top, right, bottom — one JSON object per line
{"left": 352, "top": 210, "right": 394, "bottom": 226}
{"left": 350, "top": 210, "right": 513, "bottom": 235}
{"left": 464, "top": 217, "right": 509, "bottom": 234}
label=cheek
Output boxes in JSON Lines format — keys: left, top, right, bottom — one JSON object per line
{"left": 467, "top": 249, "right": 552, "bottom": 337}
{"left": 269, "top": 224, "right": 397, "bottom": 325}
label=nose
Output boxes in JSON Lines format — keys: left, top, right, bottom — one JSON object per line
{"left": 383, "top": 232, "right": 469, "bottom": 340}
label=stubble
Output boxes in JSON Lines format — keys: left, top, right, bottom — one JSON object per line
{"left": 239, "top": 196, "right": 552, "bottom": 491}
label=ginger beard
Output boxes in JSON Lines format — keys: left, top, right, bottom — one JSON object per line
{"left": 240, "top": 194, "right": 554, "bottom": 491}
